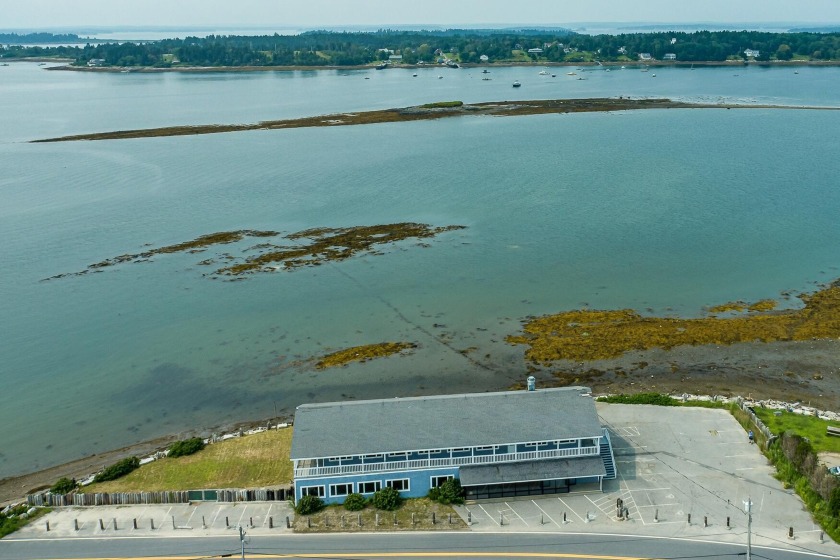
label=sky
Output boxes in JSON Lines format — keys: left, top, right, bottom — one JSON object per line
{"left": 3, "top": 0, "right": 840, "bottom": 30}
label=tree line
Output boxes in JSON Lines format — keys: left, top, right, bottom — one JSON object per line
{"left": 2, "top": 29, "right": 839, "bottom": 67}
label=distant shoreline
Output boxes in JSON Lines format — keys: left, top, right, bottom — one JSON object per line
{"left": 29, "top": 58, "right": 840, "bottom": 73}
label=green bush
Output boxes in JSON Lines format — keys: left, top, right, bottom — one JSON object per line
{"left": 94, "top": 456, "right": 140, "bottom": 483}
{"left": 295, "top": 494, "right": 324, "bottom": 515}
{"left": 429, "top": 478, "right": 464, "bottom": 505}
{"left": 343, "top": 492, "right": 366, "bottom": 511}
{"left": 421, "top": 100, "right": 463, "bottom": 108}
{"left": 597, "top": 393, "right": 679, "bottom": 406}
{"left": 168, "top": 437, "right": 206, "bottom": 458}
{"left": 371, "top": 486, "right": 402, "bottom": 510}
{"left": 50, "top": 477, "right": 77, "bottom": 494}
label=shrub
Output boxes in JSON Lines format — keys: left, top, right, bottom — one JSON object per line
{"left": 343, "top": 492, "right": 367, "bottom": 511}
{"left": 429, "top": 478, "right": 464, "bottom": 505}
{"left": 50, "top": 477, "right": 77, "bottom": 494}
{"left": 168, "top": 437, "right": 206, "bottom": 458}
{"left": 597, "top": 393, "right": 679, "bottom": 406}
{"left": 94, "top": 456, "right": 140, "bottom": 483}
{"left": 295, "top": 494, "right": 324, "bottom": 515}
{"left": 371, "top": 486, "right": 402, "bottom": 510}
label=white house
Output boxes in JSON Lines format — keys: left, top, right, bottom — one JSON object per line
{"left": 639, "top": 53, "right": 653, "bottom": 61}
{"left": 663, "top": 53, "right": 677, "bottom": 60}
{"left": 744, "top": 49, "right": 760, "bottom": 58}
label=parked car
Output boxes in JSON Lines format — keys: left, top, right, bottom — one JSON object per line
{"left": 828, "top": 465, "right": 840, "bottom": 476}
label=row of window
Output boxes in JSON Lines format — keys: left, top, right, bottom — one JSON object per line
{"left": 324, "top": 440, "right": 595, "bottom": 463}
{"left": 301, "top": 475, "right": 454, "bottom": 498}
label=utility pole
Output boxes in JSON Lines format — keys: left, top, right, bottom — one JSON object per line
{"left": 744, "top": 498, "right": 752, "bottom": 560}
{"left": 239, "top": 525, "right": 246, "bottom": 559}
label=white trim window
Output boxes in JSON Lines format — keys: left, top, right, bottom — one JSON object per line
{"left": 386, "top": 478, "right": 410, "bottom": 491}
{"left": 357, "top": 481, "right": 381, "bottom": 494}
{"left": 301, "top": 485, "right": 325, "bottom": 498}
{"left": 430, "top": 475, "right": 454, "bottom": 488}
{"left": 329, "top": 483, "right": 353, "bottom": 497}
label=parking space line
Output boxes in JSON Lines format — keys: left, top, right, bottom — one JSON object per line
{"left": 504, "top": 502, "right": 529, "bottom": 526}
{"left": 532, "top": 500, "right": 561, "bottom": 527}
{"left": 736, "top": 467, "right": 756, "bottom": 471}
{"left": 263, "top": 504, "right": 273, "bottom": 526}
{"left": 557, "top": 497, "right": 585, "bottom": 523}
{"left": 236, "top": 505, "right": 249, "bottom": 528}
{"left": 185, "top": 506, "right": 197, "bottom": 528}
{"left": 210, "top": 505, "right": 222, "bottom": 528}
{"left": 159, "top": 506, "right": 172, "bottom": 531}
{"left": 477, "top": 503, "right": 500, "bottom": 526}
{"left": 636, "top": 503, "right": 679, "bottom": 508}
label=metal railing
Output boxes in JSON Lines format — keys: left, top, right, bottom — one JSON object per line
{"left": 294, "top": 445, "right": 599, "bottom": 478}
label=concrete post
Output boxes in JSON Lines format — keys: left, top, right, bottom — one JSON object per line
{"left": 74, "top": 519, "right": 79, "bottom": 531}
{"left": 687, "top": 513, "right": 691, "bottom": 525}
{"left": 269, "top": 517, "right": 273, "bottom": 529}
{"left": 133, "top": 518, "right": 137, "bottom": 530}
{"left": 358, "top": 513, "right": 362, "bottom": 526}
{"left": 172, "top": 515, "right": 175, "bottom": 530}
{"left": 432, "top": 512, "right": 436, "bottom": 525}
{"left": 113, "top": 518, "right": 117, "bottom": 530}
{"left": 468, "top": 511, "right": 472, "bottom": 525}
{"left": 225, "top": 516, "right": 229, "bottom": 528}
{"left": 45, "top": 521, "right": 49, "bottom": 532}
{"left": 788, "top": 527, "right": 794, "bottom": 539}
{"left": 286, "top": 516, "right": 291, "bottom": 529}
{"left": 99, "top": 519, "right": 104, "bottom": 531}
{"left": 151, "top": 519, "right": 155, "bottom": 530}
{"left": 704, "top": 516, "right": 708, "bottom": 528}
{"left": 202, "top": 515, "right": 206, "bottom": 529}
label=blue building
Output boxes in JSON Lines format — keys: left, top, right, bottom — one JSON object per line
{"left": 291, "top": 382, "right": 616, "bottom": 503}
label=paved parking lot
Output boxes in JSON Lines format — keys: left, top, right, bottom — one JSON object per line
{"left": 457, "top": 403, "right": 837, "bottom": 551}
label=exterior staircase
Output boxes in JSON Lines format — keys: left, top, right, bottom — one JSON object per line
{"left": 600, "top": 428, "right": 617, "bottom": 479}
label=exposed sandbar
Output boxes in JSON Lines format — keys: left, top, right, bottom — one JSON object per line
{"left": 33, "top": 98, "right": 839, "bottom": 143}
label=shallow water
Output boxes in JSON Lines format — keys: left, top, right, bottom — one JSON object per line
{"left": 1, "top": 62, "right": 839, "bottom": 477}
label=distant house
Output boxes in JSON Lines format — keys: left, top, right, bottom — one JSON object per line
{"left": 663, "top": 53, "right": 677, "bottom": 60}
{"left": 87, "top": 58, "right": 105, "bottom": 67}
{"left": 618, "top": 46, "right": 627, "bottom": 55}
{"left": 479, "top": 54, "right": 489, "bottom": 62}
{"left": 388, "top": 55, "right": 402, "bottom": 62}
{"left": 638, "top": 53, "right": 653, "bottom": 61}
{"left": 527, "top": 48, "right": 543, "bottom": 54}
{"left": 744, "top": 49, "right": 760, "bottom": 58}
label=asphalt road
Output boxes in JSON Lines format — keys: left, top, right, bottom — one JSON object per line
{"left": 2, "top": 532, "right": 836, "bottom": 560}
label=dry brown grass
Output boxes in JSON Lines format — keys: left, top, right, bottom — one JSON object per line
{"left": 82, "top": 428, "right": 293, "bottom": 493}
{"left": 294, "top": 498, "right": 466, "bottom": 533}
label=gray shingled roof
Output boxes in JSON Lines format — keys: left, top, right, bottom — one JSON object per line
{"left": 291, "top": 386, "right": 602, "bottom": 459}
{"left": 459, "top": 457, "right": 606, "bottom": 486}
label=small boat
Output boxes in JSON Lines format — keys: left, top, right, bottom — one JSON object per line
{"left": 375, "top": 63, "right": 387, "bottom": 70}
{"left": 538, "top": 70, "right": 548, "bottom": 75}
{"left": 482, "top": 77, "right": 491, "bottom": 81}
{"left": 551, "top": 74, "right": 556, "bottom": 77}
{"left": 794, "top": 70, "right": 799, "bottom": 74}
{"left": 512, "top": 80, "right": 521, "bottom": 87}
{"left": 566, "top": 71, "right": 576, "bottom": 76}
{"left": 651, "top": 73, "right": 656, "bottom": 77}
{"left": 438, "top": 75, "right": 443, "bottom": 79}
{"left": 621, "top": 65, "right": 626, "bottom": 69}
{"left": 412, "top": 73, "right": 417, "bottom": 77}
{"left": 482, "top": 69, "right": 490, "bottom": 74}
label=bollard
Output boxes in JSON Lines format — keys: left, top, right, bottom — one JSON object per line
{"left": 376, "top": 513, "right": 380, "bottom": 526}
{"left": 820, "top": 531, "right": 824, "bottom": 543}
{"left": 654, "top": 509, "right": 658, "bottom": 523}
{"left": 225, "top": 516, "right": 229, "bottom": 528}
{"left": 449, "top": 513, "right": 453, "bottom": 524}
{"left": 307, "top": 517, "right": 311, "bottom": 528}
{"left": 432, "top": 512, "right": 436, "bottom": 525}
{"left": 46, "top": 521, "right": 50, "bottom": 532}
{"left": 704, "top": 516, "right": 708, "bottom": 528}
{"left": 133, "top": 518, "right": 138, "bottom": 530}
{"left": 74, "top": 519, "right": 79, "bottom": 531}
{"left": 202, "top": 516, "right": 206, "bottom": 529}
{"left": 249, "top": 517, "right": 253, "bottom": 528}
{"left": 99, "top": 519, "right": 104, "bottom": 531}
{"left": 269, "top": 516, "right": 273, "bottom": 529}
{"left": 151, "top": 519, "right": 155, "bottom": 530}
{"left": 541, "top": 513, "right": 544, "bottom": 525}
{"left": 172, "top": 515, "right": 175, "bottom": 530}
{"left": 468, "top": 511, "right": 472, "bottom": 526}
{"left": 563, "top": 512, "right": 567, "bottom": 523}
{"left": 113, "top": 518, "right": 117, "bottom": 530}
{"left": 726, "top": 516, "right": 730, "bottom": 528}
{"left": 358, "top": 513, "right": 362, "bottom": 527}
{"left": 687, "top": 513, "right": 691, "bottom": 525}
{"left": 789, "top": 527, "right": 794, "bottom": 540}
{"left": 500, "top": 512, "right": 504, "bottom": 526}
{"left": 286, "top": 516, "right": 291, "bottom": 529}
{"left": 394, "top": 514, "right": 398, "bottom": 526}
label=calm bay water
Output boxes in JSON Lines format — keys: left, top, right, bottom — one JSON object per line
{"left": 1, "top": 62, "right": 839, "bottom": 477}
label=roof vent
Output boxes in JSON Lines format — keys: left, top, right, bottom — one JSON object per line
{"left": 526, "top": 376, "right": 536, "bottom": 391}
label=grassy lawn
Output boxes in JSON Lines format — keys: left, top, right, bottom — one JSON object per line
{"left": 83, "top": 428, "right": 293, "bottom": 493}
{"left": 294, "top": 498, "right": 465, "bottom": 533}
{"left": 752, "top": 408, "right": 840, "bottom": 453}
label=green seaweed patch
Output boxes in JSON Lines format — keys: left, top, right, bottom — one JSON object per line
{"left": 507, "top": 281, "right": 840, "bottom": 363}
{"left": 315, "top": 342, "right": 417, "bottom": 369}
{"left": 215, "top": 223, "right": 465, "bottom": 276}
{"left": 44, "top": 230, "right": 279, "bottom": 280}
{"left": 707, "top": 301, "right": 747, "bottom": 313}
